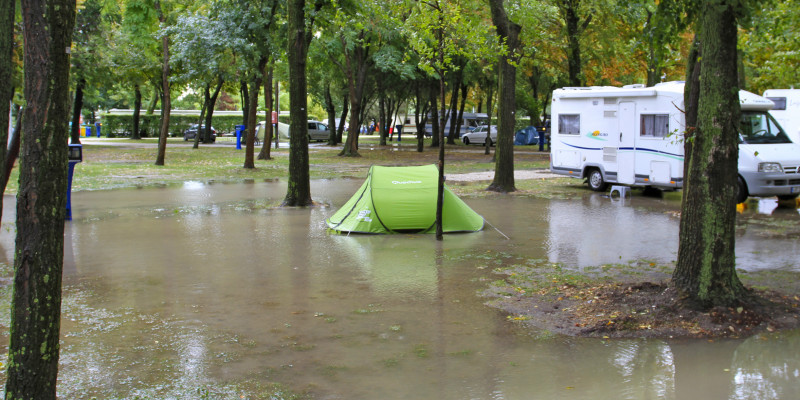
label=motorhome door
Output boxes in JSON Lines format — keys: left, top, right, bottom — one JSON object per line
{"left": 617, "top": 102, "right": 636, "bottom": 184}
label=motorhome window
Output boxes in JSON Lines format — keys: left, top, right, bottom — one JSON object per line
{"left": 558, "top": 114, "right": 580, "bottom": 135}
{"left": 739, "top": 112, "right": 792, "bottom": 144}
{"left": 766, "top": 97, "right": 786, "bottom": 110}
{"left": 640, "top": 114, "right": 669, "bottom": 138}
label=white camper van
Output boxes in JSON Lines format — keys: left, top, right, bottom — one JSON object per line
{"left": 763, "top": 89, "right": 800, "bottom": 144}
{"left": 550, "top": 81, "right": 800, "bottom": 203}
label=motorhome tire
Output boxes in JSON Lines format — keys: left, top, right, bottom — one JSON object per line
{"left": 588, "top": 169, "right": 608, "bottom": 192}
{"left": 736, "top": 177, "right": 748, "bottom": 204}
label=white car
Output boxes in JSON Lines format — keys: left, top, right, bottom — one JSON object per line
{"left": 461, "top": 125, "right": 497, "bottom": 146}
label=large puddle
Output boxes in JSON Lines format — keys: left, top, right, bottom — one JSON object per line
{"left": 0, "top": 179, "right": 798, "bottom": 399}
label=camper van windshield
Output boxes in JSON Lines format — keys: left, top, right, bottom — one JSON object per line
{"left": 739, "top": 112, "right": 793, "bottom": 144}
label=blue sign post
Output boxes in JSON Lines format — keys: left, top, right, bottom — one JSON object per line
{"left": 66, "top": 144, "right": 82, "bottom": 220}
{"left": 235, "top": 125, "right": 246, "bottom": 150}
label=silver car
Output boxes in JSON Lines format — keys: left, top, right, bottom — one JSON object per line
{"left": 461, "top": 125, "right": 497, "bottom": 146}
{"left": 307, "top": 120, "right": 330, "bottom": 142}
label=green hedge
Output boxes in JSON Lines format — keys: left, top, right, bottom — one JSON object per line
{"left": 100, "top": 113, "right": 250, "bottom": 138}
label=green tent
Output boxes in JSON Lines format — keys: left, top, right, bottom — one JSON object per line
{"left": 326, "top": 165, "right": 485, "bottom": 234}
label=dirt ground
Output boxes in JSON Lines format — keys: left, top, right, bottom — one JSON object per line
{"left": 484, "top": 266, "right": 800, "bottom": 339}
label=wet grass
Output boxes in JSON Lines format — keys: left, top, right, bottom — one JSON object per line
{"left": 4, "top": 138, "right": 551, "bottom": 194}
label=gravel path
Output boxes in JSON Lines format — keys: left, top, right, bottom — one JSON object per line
{"left": 446, "top": 169, "right": 561, "bottom": 182}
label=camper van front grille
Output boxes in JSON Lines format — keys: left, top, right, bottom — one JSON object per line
{"left": 783, "top": 165, "right": 799, "bottom": 174}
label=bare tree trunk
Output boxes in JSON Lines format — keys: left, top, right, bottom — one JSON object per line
{"left": 324, "top": 83, "right": 337, "bottom": 145}
{"left": 487, "top": 0, "right": 519, "bottom": 193}
{"left": 70, "top": 77, "right": 85, "bottom": 144}
{"left": 204, "top": 78, "right": 223, "bottom": 144}
{"left": 672, "top": 1, "right": 745, "bottom": 308}
{"left": 154, "top": 0, "right": 170, "bottom": 166}
{"left": 0, "top": 0, "right": 15, "bottom": 218}
{"left": 132, "top": 84, "right": 142, "bottom": 139}
{"left": 244, "top": 57, "right": 267, "bottom": 169}
{"left": 283, "top": 0, "right": 313, "bottom": 206}
{"left": 336, "top": 93, "right": 348, "bottom": 143}
{"left": 5, "top": 0, "right": 76, "bottom": 397}
{"left": 258, "top": 64, "right": 274, "bottom": 160}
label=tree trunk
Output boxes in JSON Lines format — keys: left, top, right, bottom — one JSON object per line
{"left": 132, "top": 84, "right": 142, "bottom": 139}
{"left": 562, "top": 0, "right": 584, "bottom": 87}
{"left": 192, "top": 87, "right": 208, "bottom": 149}
{"left": 484, "top": 85, "right": 495, "bottom": 156}
{"left": 455, "top": 82, "right": 468, "bottom": 140}
{"left": 283, "top": 0, "right": 313, "bottom": 206}
{"left": 378, "top": 94, "right": 387, "bottom": 145}
{"left": 70, "top": 77, "right": 85, "bottom": 144}
{"left": 0, "top": 105, "right": 21, "bottom": 223}
{"left": 324, "top": 83, "right": 337, "bottom": 145}
{"left": 258, "top": 64, "right": 274, "bottom": 160}
{"left": 337, "top": 32, "right": 368, "bottom": 157}
{"left": 336, "top": 94, "right": 348, "bottom": 144}
{"left": 240, "top": 79, "right": 249, "bottom": 126}
{"left": 672, "top": 1, "right": 745, "bottom": 308}
{"left": 5, "top": 0, "right": 76, "bottom": 398}
{"left": 204, "top": 78, "right": 223, "bottom": 144}
{"left": 146, "top": 83, "right": 159, "bottom": 115}
{"left": 429, "top": 95, "right": 440, "bottom": 148}
{"left": 154, "top": 0, "right": 170, "bottom": 166}
{"left": 487, "top": 0, "right": 519, "bottom": 193}
{"left": 0, "top": 0, "right": 15, "bottom": 213}
{"left": 244, "top": 57, "right": 267, "bottom": 169}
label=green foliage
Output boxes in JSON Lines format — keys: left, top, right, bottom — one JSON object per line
{"left": 741, "top": 0, "right": 800, "bottom": 92}
{"left": 101, "top": 113, "right": 244, "bottom": 137}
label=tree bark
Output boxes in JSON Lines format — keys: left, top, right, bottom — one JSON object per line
{"left": 70, "top": 77, "right": 85, "bottom": 144}
{"left": 672, "top": 0, "right": 745, "bottom": 308}
{"left": 154, "top": 0, "right": 170, "bottom": 166}
{"left": 258, "top": 64, "right": 274, "bottom": 160}
{"left": 336, "top": 94, "right": 348, "bottom": 144}
{"left": 5, "top": 0, "right": 76, "bottom": 398}
{"left": 337, "top": 31, "right": 369, "bottom": 157}
{"left": 324, "top": 83, "right": 337, "bottom": 145}
{"left": 0, "top": 0, "right": 15, "bottom": 212}
{"left": 132, "top": 84, "right": 142, "bottom": 139}
{"left": 244, "top": 57, "right": 267, "bottom": 169}
{"left": 561, "top": 0, "right": 586, "bottom": 87}
{"left": 283, "top": 0, "right": 313, "bottom": 206}
{"left": 204, "top": 78, "right": 223, "bottom": 144}
{"left": 487, "top": 0, "right": 519, "bottom": 193}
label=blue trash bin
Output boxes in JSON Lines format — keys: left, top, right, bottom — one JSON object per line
{"left": 95, "top": 122, "right": 102, "bottom": 137}
{"left": 85, "top": 126, "right": 92, "bottom": 137}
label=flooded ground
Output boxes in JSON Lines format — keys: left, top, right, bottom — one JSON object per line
{"left": 0, "top": 179, "right": 798, "bottom": 399}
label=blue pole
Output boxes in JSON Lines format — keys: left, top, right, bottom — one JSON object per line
{"left": 66, "top": 162, "right": 77, "bottom": 220}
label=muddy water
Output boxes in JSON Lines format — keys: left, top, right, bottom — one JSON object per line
{"left": 0, "top": 180, "right": 798, "bottom": 399}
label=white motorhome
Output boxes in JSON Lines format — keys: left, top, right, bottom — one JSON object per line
{"left": 550, "top": 81, "right": 800, "bottom": 203}
{"left": 763, "top": 89, "right": 800, "bottom": 144}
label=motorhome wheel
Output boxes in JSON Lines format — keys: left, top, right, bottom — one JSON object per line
{"left": 588, "top": 169, "right": 608, "bottom": 192}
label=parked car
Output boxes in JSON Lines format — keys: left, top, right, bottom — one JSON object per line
{"left": 307, "top": 120, "right": 330, "bottom": 142}
{"left": 183, "top": 124, "right": 217, "bottom": 142}
{"left": 461, "top": 125, "right": 497, "bottom": 146}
